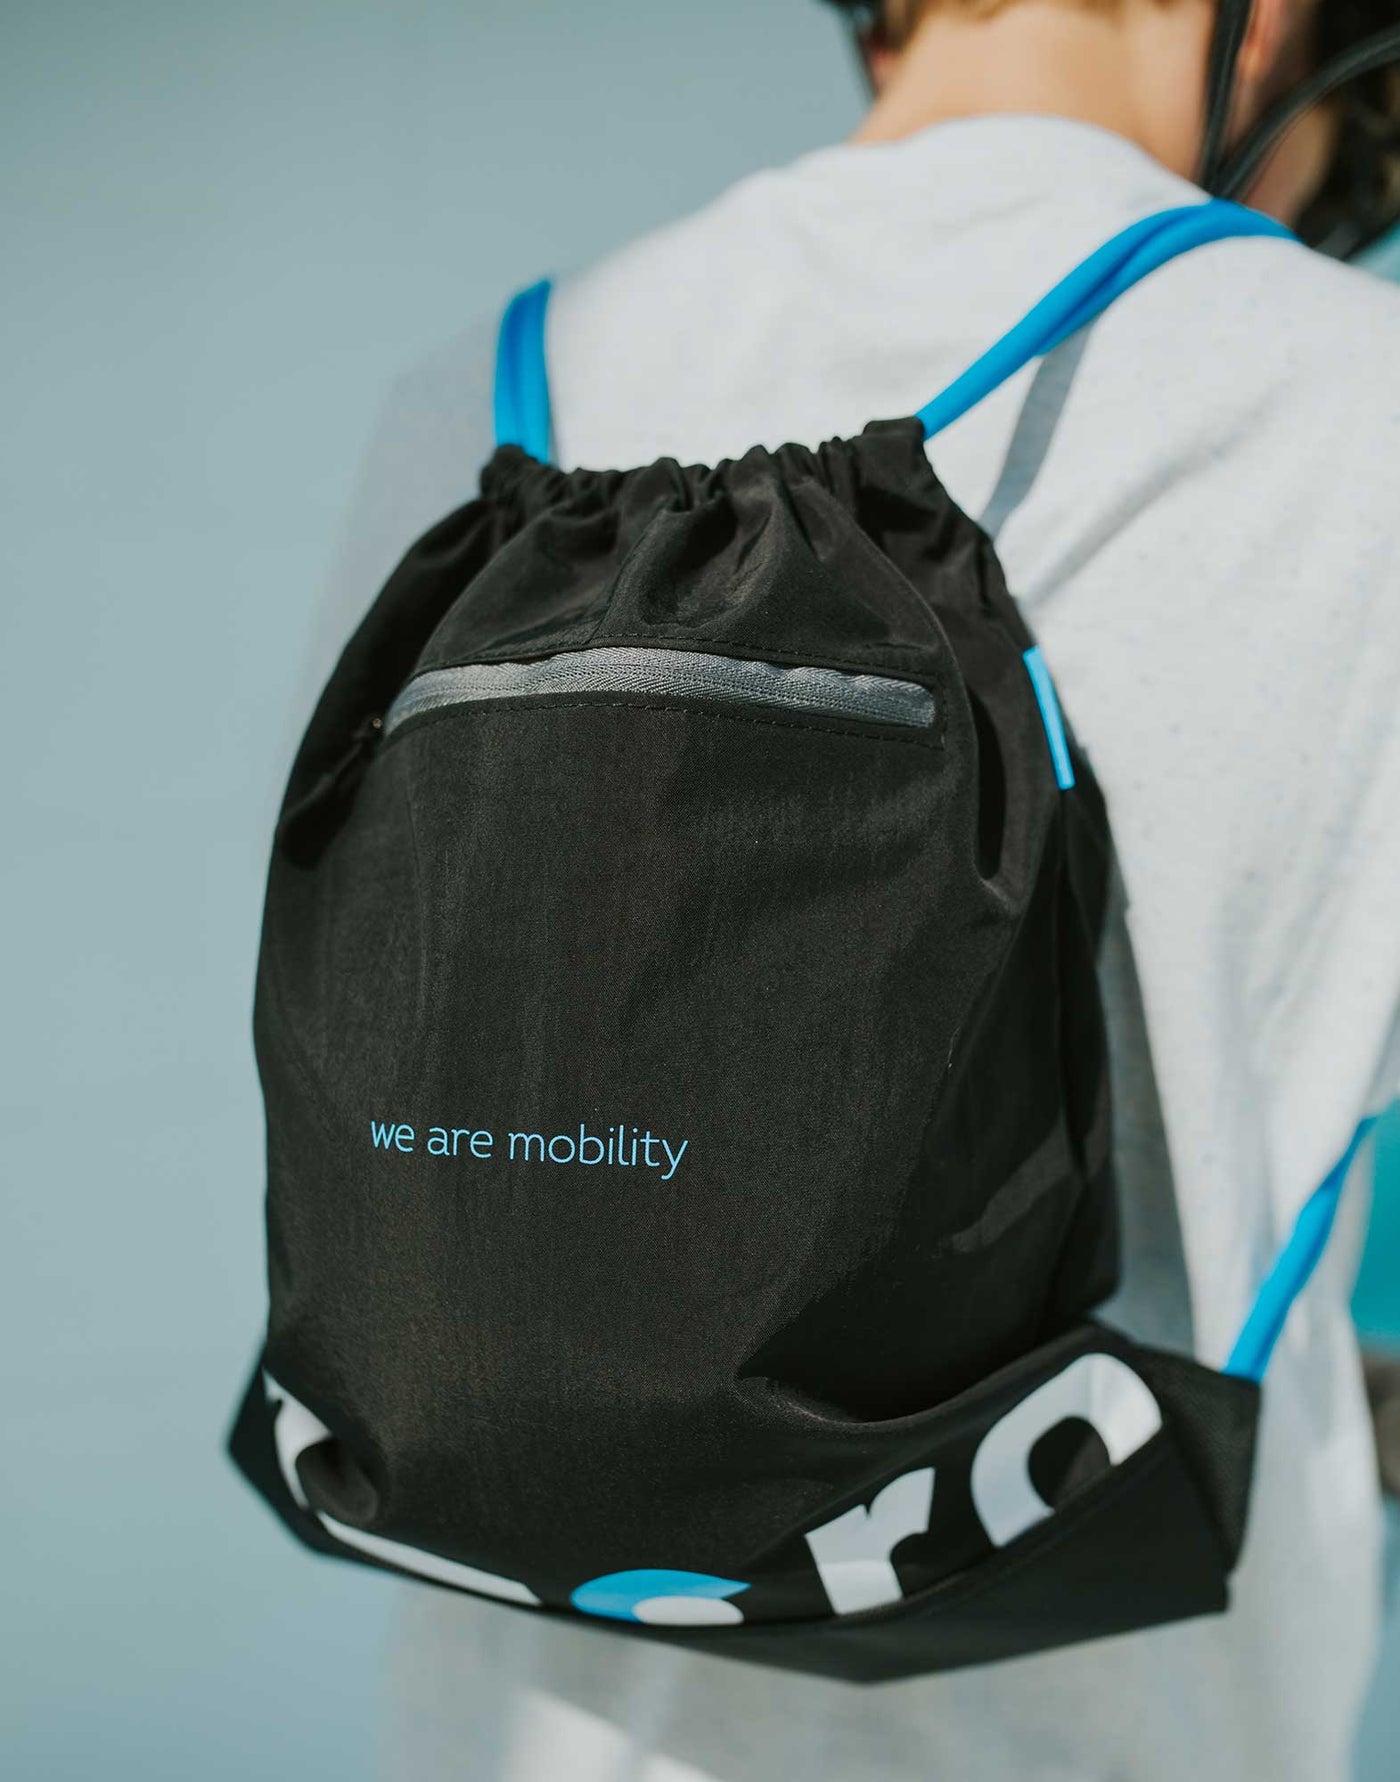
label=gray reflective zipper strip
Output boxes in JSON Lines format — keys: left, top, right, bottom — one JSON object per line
{"left": 383, "top": 646, "right": 935, "bottom": 738}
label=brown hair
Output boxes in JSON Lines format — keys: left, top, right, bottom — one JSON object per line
{"left": 881, "top": 0, "right": 1006, "bottom": 43}
{"left": 878, "top": 0, "right": 1118, "bottom": 51}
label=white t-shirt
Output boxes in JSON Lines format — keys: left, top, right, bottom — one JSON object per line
{"left": 321, "top": 117, "right": 1400, "bottom": 1782}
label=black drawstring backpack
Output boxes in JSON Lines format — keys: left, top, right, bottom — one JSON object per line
{"left": 230, "top": 201, "right": 1367, "bottom": 1682}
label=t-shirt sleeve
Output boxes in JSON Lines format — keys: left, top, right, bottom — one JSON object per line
{"left": 1367, "top": 1005, "right": 1400, "bottom": 1120}
{"left": 1247, "top": 470, "right": 1400, "bottom": 1178}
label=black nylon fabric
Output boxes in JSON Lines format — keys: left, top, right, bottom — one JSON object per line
{"left": 230, "top": 1320, "right": 1259, "bottom": 1681}
{"left": 233, "top": 420, "right": 1259, "bottom": 1677}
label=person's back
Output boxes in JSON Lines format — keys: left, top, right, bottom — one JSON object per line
{"left": 318, "top": 4, "right": 1400, "bottom": 1777}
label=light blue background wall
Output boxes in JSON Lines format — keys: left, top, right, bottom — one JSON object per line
{"left": 1, "top": 5, "right": 1394, "bottom": 1778}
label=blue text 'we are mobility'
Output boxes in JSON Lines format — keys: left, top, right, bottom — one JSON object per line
{"left": 369, "top": 1119, "right": 691, "bottom": 1182}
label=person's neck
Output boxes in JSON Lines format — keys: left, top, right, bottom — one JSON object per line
{"left": 852, "top": 3, "right": 1207, "bottom": 180}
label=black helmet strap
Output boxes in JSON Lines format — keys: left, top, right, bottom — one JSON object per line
{"left": 1211, "top": 20, "right": 1400, "bottom": 202}
{"left": 1199, "top": 0, "right": 1255, "bottom": 192}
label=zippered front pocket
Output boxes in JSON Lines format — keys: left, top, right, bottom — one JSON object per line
{"left": 383, "top": 646, "right": 936, "bottom": 740}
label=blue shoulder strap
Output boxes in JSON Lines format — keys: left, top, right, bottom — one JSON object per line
{"left": 494, "top": 278, "right": 554, "bottom": 463}
{"left": 493, "top": 201, "right": 1292, "bottom": 463}
{"left": 1226, "top": 1116, "right": 1380, "bottom": 1380}
{"left": 916, "top": 199, "right": 1291, "bottom": 438}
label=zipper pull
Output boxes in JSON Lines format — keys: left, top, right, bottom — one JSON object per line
{"left": 276, "top": 713, "right": 385, "bottom": 866}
